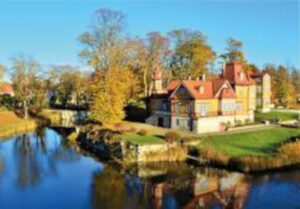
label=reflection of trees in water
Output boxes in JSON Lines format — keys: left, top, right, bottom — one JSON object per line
{"left": 91, "top": 163, "right": 252, "bottom": 209}
{"left": 91, "top": 165, "right": 153, "bottom": 209}
{"left": 14, "top": 127, "right": 80, "bottom": 188}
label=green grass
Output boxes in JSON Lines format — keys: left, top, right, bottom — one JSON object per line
{"left": 123, "top": 133, "right": 165, "bottom": 145}
{"left": 201, "top": 128, "right": 300, "bottom": 157}
{"left": 255, "top": 111, "right": 299, "bottom": 122}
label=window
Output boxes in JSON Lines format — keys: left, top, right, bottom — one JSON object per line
{"left": 176, "top": 119, "right": 180, "bottom": 126}
{"left": 196, "top": 103, "right": 210, "bottom": 116}
{"left": 222, "top": 101, "right": 236, "bottom": 111}
{"left": 236, "top": 102, "right": 243, "bottom": 111}
{"left": 199, "top": 86, "right": 204, "bottom": 94}
{"left": 175, "top": 103, "right": 180, "bottom": 113}
{"left": 162, "top": 102, "right": 168, "bottom": 111}
{"left": 186, "top": 103, "right": 192, "bottom": 113}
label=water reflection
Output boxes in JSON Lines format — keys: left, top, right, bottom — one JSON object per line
{"left": 13, "top": 127, "right": 80, "bottom": 188}
{"left": 0, "top": 128, "right": 298, "bottom": 209}
{"left": 91, "top": 163, "right": 251, "bottom": 209}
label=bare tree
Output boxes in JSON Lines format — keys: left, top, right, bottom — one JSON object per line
{"left": 11, "top": 56, "right": 45, "bottom": 119}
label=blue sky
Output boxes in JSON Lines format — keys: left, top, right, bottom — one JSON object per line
{"left": 0, "top": 0, "right": 298, "bottom": 79}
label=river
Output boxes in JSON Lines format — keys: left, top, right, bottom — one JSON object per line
{"left": 0, "top": 128, "right": 299, "bottom": 209}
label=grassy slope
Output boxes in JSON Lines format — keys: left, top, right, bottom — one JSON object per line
{"left": 123, "top": 133, "right": 165, "bottom": 145}
{"left": 201, "top": 128, "right": 300, "bottom": 157}
{"left": 255, "top": 111, "right": 299, "bottom": 122}
{"left": 0, "top": 111, "right": 36, "bottom": 138}
{"left": 39, "top": 109, "right": 61, "bottom": 124}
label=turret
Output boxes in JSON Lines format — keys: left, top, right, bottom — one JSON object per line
{"left": 152, "top": 66, "right": 164, "bottom": 94}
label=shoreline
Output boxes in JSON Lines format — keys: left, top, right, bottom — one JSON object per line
{"left": 0, "top": 121, "right": 37, "bottom": 139}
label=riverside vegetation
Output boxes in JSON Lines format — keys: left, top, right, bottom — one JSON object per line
{"left": 193, "top": 128, "right": 300, "bottom": 172}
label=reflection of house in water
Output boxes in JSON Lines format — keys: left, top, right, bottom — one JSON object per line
{"left": 149, "top": 167, "right": 250, "bottom": 209}
{"left": 91, "top": 163, "right": 251, "bottom": 209}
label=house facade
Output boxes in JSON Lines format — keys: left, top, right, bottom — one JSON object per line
{"left": 146, "top": 62, "right": 271, "bottom": 134}
{"left": 250, "top": 72, "right": 271, "bottom": 112}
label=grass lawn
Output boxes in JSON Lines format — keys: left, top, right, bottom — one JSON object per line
{"left": 255, "top": 111, "right": 299, "bottom": 122}
{"left": 123, "top": 133, "right": 165, "bottom": 145}
{"left": 0, "top": 111, "right": 36, "bottom": 139}
{"left": 201, "top": 128, "right": 300, "bottom": 157}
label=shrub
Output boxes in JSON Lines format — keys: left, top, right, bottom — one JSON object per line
{"left": 165, "top": 131, "right": 181, "bottom": 143}
{"left": 138, "top": 129, "right": 147, "bottom": 136}
{"left": 129, "top": 127, "right": 137, "bottom": 133}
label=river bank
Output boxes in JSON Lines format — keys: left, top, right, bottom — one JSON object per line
{"left": 0, "top": 111, "right": 37, "bottom": 139}
{"left": 36, "top": 109, "right": 300, "bottom": 173}
{"left": 73, "top": 123, "right": 300, "bottom": 173}
{"left": 0, "top": 128, "right": 299, "bottom": 209}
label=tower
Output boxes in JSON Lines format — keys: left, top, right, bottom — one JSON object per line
{"left": 152, "top": 66, "right": 164, "bottom": 94}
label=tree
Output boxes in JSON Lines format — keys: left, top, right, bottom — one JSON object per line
{"left": 291, "top": 68, "right": 300, "bottom": 95}
{"left": 145, "top": 32, "right": 169, "bottom": 95}
{"left": 168, "top": 29, "right": 215, "bottom": 79}
{"left": 11, "top": 56, "right": 46, "bottom": 119}
{"left": 221, "top": 38, "right": 250, "bottom": 72}
{"left": 48, "top": 66, "right": 89, "bottom": 108}
{"left": 79, "top": 9, "right": 131, "bottom": 125}
{"left": 0, "top": 64, "right": 5, "bottom": 82}
{"left": 264, "top": 64, "right": 295, "bottom": 107}
{"left": 264, "top": 64, "right": 279, "bottom": 105}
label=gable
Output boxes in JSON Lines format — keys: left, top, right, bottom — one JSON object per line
{"left": 214, "top": 80, "right": 236, "bottom": 99}
{"left": 170, "top": 84, "right": 194, "bottom": 100}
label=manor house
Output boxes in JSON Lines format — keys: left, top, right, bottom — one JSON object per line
{"left": 146, "top": 61, "right": 271, "bottom": 133}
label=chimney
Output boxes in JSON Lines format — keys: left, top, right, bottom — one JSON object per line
{"left": 202, "top": 74, "right": 206, "bottom": 81}
{"left": 222, "top": 62, "right": 226, "bottom": 76}
{"left": 196, "top": 77, "right": 200, "bottom": 81}
{"left": 188, "top": 76, "right": 191, "bottom": 80}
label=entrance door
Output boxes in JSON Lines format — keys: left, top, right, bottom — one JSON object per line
{"left": 158, "top": 117, "right": 164, "bottom": 127}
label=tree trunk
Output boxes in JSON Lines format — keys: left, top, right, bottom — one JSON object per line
{"left": 23, "top": 100, "right": 28, "bottom": 120}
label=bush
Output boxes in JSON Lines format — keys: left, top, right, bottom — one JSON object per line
{"left": 165, "top": 131, "right": 181, "bottom": 143}
{"left": 138, "top": 129, "right": 147, "bottom": 136}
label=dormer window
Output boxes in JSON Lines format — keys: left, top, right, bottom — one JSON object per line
{"left": 199, "top": 86, "right": 204, "bottom": 94}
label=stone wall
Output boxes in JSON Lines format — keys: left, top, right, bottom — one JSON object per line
{"left": 194, "top": 112, "right": 254, "bottom": 134}
{"left": 123, "top": 142, "right": 187, "bottom": 163}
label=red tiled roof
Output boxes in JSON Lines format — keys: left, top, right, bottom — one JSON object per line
{"left": 166, "top": 80, "right": 180, "bottom": 92}
{"left": 182, "top": 80, "right": 214, "bottom": 99}
{"left": 223, "top": 62, "right": 255, "bottom": 85}
{"left": 0, "top": 83, "right": 13, "bottom": 94}
{"left": 168, "top": 78, "right": 236, "bottom": 100}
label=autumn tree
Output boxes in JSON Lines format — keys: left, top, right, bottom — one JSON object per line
{"left": 79, "top": 9, "right": 132, "bottom": 125}
{"left": 168, "top": 29, "right": 215, "bottom": 79}
{"left": 11, "top": 56, "right": 46, "bottom": 119}
{"left": 221, "top": 38, "right": 250, "bottom": 72}
{"left": 0, "top": 63, "right": 5, "bottom": 82}
{"left": 144, "top": 32, "right": 169, "bottom": 95}
{"left": 291, "top": 68, "right": 300, "bottom": 95}
{"left": 48, "top": 66, "right": 89, "bottom": 108}
{"left": 264, "top": 64, "right": 279, "bottom": 104}
{"left": 264, "top": 64, "right": 295, "bottom": 107}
